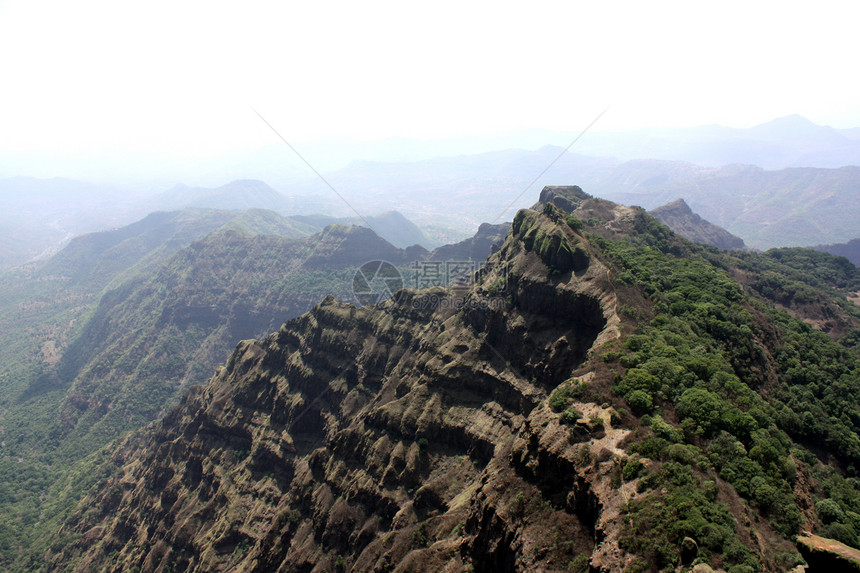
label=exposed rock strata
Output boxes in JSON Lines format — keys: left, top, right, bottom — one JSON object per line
{"left": 47, "top": 195, "right": 654, "bottom": 572}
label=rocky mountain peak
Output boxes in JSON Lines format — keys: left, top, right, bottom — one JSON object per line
{"left": 649, "top": 198, "right": 746, "bottom": 250}
{"left": 536, "top": 185, "right": 592, "bottom": 213}
{"left": 655, "top": 197, "right": 693, "bottom": 215}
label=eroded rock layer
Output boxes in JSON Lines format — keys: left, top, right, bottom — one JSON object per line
{"left": 48, "top": 199, "right": 640, "bottom": 572}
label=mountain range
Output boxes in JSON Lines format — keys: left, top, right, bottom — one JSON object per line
{"left": 0, "top": 186, "right": 856, "bottom": 571}
{"left": 573, "top": 114, "right": 860, "bottom": 170}
{"left": 0, "top": 178, "right": 437, "bottom": 270}
{"left": 3, "top": 112, "right": 860, "bottom": 571}
{"left": 7, "top": 114, "right": 860, "bottom": 184}
{"left": 290, "top": 148, "right": 859, "bottom": 250}
{"left": 4, "top": 115, "right": 859, "bottom": 270}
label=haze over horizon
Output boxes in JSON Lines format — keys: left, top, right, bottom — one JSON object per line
{"left": 2, "top": 114, "right": 860, "bottom": 187}
{"left": 1, "top": 1, "right": 858, "bottom": 260}
{"left": 2, "top": 1, "right": 860, "bottom": 183}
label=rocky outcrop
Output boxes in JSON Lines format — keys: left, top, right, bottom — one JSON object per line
{"left": 797, "top": 534, "right": 860, "bottom": 572}
{"left": 537, "top": 186, "right": 591, "bottom": 213}
{"left": 46, "top": 202, "right": 636, "bottom": 572}
{"left": 513, "top": 209, "right": 590, "bottom": 275}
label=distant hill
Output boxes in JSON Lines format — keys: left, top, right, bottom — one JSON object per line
{"left": 151, "top": 180, "right": 437, "bottom": 249}
{"left": 0, "top": 176, "right": 441, "bottom": 269}
{"left": 291, "top": 210, "right": 437, "bottom": 250}
{"left": 301, "top": 224, "right": 428, "bottom": 268}
{"left": 582, "top": 162, "right": 860, "bottom": 249}
{"left": 152, "top": 179, "right": 292, "bottom": 212}
{"left": 298, "top": 147, "right": 860, "bottom": 250}
{"left": 813, "top": 238, "right": 860, "bottom": 266}
{"left": 430, "top": 222, "right": 510, "bottom": 261}
{"left": 574, "top": 114, "right": 860, "bottom": 169}
{"left": 216, "top": 208, "right": 319, "bottom": 238}
{"left": 0, "top": 178, "right": 315, "bottom": 270}
{"left": 649, "top": 199, "right": 745, "bottom": 250}
{"left": 35, "top": 209, "right": 240, "bottom": 289}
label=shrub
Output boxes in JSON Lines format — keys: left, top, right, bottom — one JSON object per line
{"left": 560, "top": 408, "right": 581, "bottom": 425}
{"left": 820, "top": 522, "right": 859, "bottom": 547}
{"left": 511, "top": 491, "right": 526, "bottom": 518}
{"left": 568, "top": 553, "right": 589, "bottom": 572}
{"left": 622, "top": 458, "right": 644, "bottom": 481}
{"left": 817, "top": 498, "right": 846, "bottom": 524}
{"left": 626, "top": 390, "right": 653, "bottom": 414}
{"left": 411, "top": 521, "right": 429, "bottom": 547}
{"left": 565, "top": 215, "right": 584, "bottom": 232}
{"left": 549, "top": 383, "right": 573, "bottom": 411}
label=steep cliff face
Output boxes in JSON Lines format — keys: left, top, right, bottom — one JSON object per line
{"left": 47, "top": 196, "right": 634, "bottom": 572}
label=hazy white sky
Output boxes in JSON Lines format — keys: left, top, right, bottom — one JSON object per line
{"left": 1, "top": 0, "right": 858, "bottom": 160}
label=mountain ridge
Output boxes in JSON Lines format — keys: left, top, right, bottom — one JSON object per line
{"left": 43, "top": 191, "right": 620, "bottom": 572}
{"left": 35, "top": 187, "right": 860, "bottom": 572}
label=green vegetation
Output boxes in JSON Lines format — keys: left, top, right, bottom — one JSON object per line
{"left": 560, "top": 408, "right": 581, "bottom": 425}
{"left": 411, "top": 521, "right": 429, "bottom": 547}
{"left": 568, "top": 553, "right": 589, "bottom": 572}
{"left": 565, "top": 215, "right": 584, "bottom": 232}
{"left": 592, "top": 212, "right": 860, "bottom": 570}
{"left": 511, "top": 490, "right": 527, "bottom": 519}
{"left": 548, "top": 379, "right": 585, "bottom": 412}
{"left": 736, "top": 246, "right": 860, "bottom": 297}
{"left": 622, "top": 458, "right": 645, "bottom": 481}
{"left": 621, "top": 460, "right": 758, "bottom": 571}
